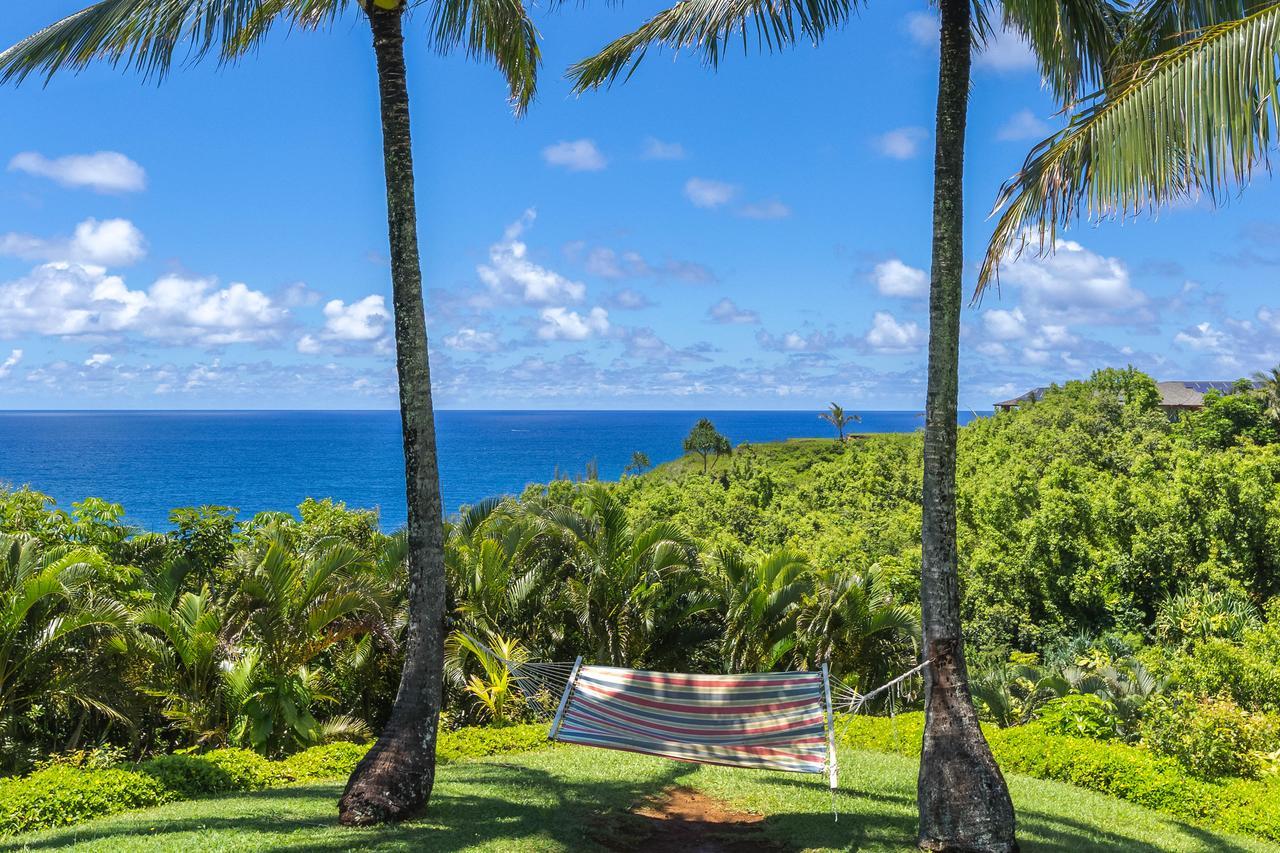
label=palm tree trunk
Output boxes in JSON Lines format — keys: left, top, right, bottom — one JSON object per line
{"left": 917, "top": 2, "right": 1017, "bottom": 851}
{"left": 339, "top": 2, "right": 448, "bottom": 826}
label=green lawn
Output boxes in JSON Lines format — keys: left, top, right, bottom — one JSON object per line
{"left": 649, "top": 437, "right": 845, "bottom": 482}
{"left": 6, "top": 745, "right": 1273, "bottom": 852}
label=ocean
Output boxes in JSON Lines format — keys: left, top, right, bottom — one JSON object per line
{"left": 0, "top": 410, "right": 974, "bottom": 532}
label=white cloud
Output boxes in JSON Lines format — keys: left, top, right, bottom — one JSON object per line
{"left": 150, "top": 275, "right": 287, "bottom": 345}
{"left": 586, "top": 248, "right": 649, "bottom": 279}
{"left": 872, "top": 259, "right": 928, "bottom": 297}
{"left": 8, "top": 151, "right": 147, "bottom": 193}
{"left": 541, "top": 139, "right": 607, "bottom": 172}
{"left": 1174, "top": 322, "right": 1228, "bottom": 352}
{"left": 445, "top": 327, "right": 500, "bottom": 352}
{"left": 296, "top": 334, "right": 322, "bottom": 354}
{"left": 642, "top": 138, "right": 685, "bottom": 160}
{"left": 999, "top": 237, "right": 1150, "bottom": 325}
{"left": 0, "top": 218, "right": 147, "bottom": 267}
{"left": 83, "top": 353, "right": 112, "bottom": 368}
{"left": 478, "top": 210, "right": 586, "bottom": 304}
{"left": 708, "top": 298, "right": 759, "bottom": 325}
{"left": 739, "top": 199, "right": 792, "bottom": 220}
{"left": 608, "top": 288, "right": 654, "bottom": 310}
{"left": 685, "top": 178, "right": 738, "bottom": 209}
{"left": 983, "top": 307, "right": 1028, "bottom": 340}
{"left": 1258, "top": 306, "right": 1280, "bottom": 333}
{"left": 322, "top": 295, "right": 389, "bottom": 342}
{"left": 997, "top": 109, "right": 1051, "bottom": 142}
{"left": 0, "top": 349, "right": 21, "bottom": 378}
{"left": 865, "top": 311, "right": 924, "bottom": 353}
{"left": 0, "top": 262, "right": 286, "bottom": 345}
{"left": 875, "top": 127, "right": 928, "bottom": 160}
{"left": 906, "top": 11, "right": 937, "bottom": 45}
{"left": 975, "top": 27, "right": 1037, "bottom": 72}
{"left": 537, "top": 306, "right": 609, "bottom": 341}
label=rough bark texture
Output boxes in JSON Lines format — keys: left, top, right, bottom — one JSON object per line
{"left": 917, "top": 2, "right": 1018, "bottom": 851}
{"left": 338, "top": 2, "right": 448, "bottom": 827}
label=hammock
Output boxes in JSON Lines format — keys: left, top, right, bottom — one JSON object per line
{"left": 481, "top": 638, "right": 931, "bottom": 795}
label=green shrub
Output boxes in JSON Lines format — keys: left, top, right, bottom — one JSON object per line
{"left": 138, "top": 754, "right": 238, "bottom": 798}
{"left": 839, "top": 712, "right": 1280, "bottom": 843}
{"left": 0, "top": 724, "right": 548, "bottom": 839}
{"left": 0, "top": 766, "right": 170, "bottom": 836}
{"left": 281, "top": 742, "right": 371, "bottom": 781}
{"left": 199, "top": 748, "right": 284, "bottom": 790}
{"left": 437, "top": 723, "right": 551, "bottom": 764}
{"left": 1036, "top": 694, "right": 1119, "bottom": 741}
{"left": 1139, "top": 694, "right": 1278, "bottom": 779}
{"left": 836, "top": 711, "right": 924, "bottom": 756}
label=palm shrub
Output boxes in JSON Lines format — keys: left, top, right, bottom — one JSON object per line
{"left": 224, "top": 527, "right": 394, "bottom": 755}
{"left": 710, "top": 548, "right": 812, "bottom": 672}
{"left": 528, "top": 484, "right": 714, "bottom": 668}
{"left": 1156, "top": 587, "right": 1262, "bottom": 648}
{"left": 0, "top": 536, "right": 129, "bottom": 772}
{"left": 799, "top": 565, "right": 918, "bottom": 695}
{"left": 132, "top": 587, "right": 229, "bottom": 748}
{"left": 445, "top": 631, "right": 529, "bottom": 724}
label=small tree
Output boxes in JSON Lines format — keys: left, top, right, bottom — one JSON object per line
{"left": 818, "top": 402, "right": 860, "bottom": 442}
{"left": 683, "top": 419, "right": 731, "bottom": 474}
{"left": 623, "top": 451, "right": 651, "bottom": 476}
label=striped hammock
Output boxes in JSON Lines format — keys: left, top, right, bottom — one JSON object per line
{"left": 548, "top": 661, "right": 839, "bottom": 787}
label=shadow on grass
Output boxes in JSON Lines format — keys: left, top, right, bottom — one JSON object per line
{"left": 15, "top": 761, "right": 1263, "bottom": 853}
{"left": 17, "top": 762, "right": 695, "bottom": 852}
{"left": 753, "top": 774, "right": 1261, "bottom": 853}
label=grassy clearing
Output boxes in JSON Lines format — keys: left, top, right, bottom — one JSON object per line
{"left": 6, "top": 745, "right": 1273, "bottom": 852}
{"left": 649, "top": 437, "right": 845, "bottom": 482}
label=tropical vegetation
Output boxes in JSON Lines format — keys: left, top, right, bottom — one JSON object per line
{"left": 4, "top": 369, "right": 1280, "bottom": 842}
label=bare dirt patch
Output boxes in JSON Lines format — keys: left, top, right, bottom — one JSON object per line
{"left": 591, "top": 785, "right": 788, "bottom": 852}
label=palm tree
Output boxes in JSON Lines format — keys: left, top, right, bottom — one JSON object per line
{"left": 0, "top": 536, "right": 129, "bottom": 772}
{"left": 819, "top": 403, "right": 861, "bottom": 442}
{"left": 979, "top": 2, "right": 1280, "bottom": 289}
{"left": 1254, "top": 367, "right": 1280, "bottom": 425}
{"left": 1, "top": 0, "right": 541, "bottom": 822}
{"left": 568, "top": 2, "right": 1127, "bottom": 847}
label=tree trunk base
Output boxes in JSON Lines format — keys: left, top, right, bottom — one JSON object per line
{"left": 338, "top": 728, "right": 435, "bottom": 826}
{"left": 917, "top": 640, "right": 1018, "bottom": 853}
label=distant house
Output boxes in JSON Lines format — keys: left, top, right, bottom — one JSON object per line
{"left": 994, "top": 380, "right": 1248, "bottom": 415}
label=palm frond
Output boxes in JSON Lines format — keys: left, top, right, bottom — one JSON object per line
{"left": 999, "top": 0, "right": 1124, "bottom": 104}
{"left": 567, "top": 0, "right": 867, "bottom": 93}
{"left": 426, "top": 0, "right": 540, "bottom": 114}
{"left": 0, "top": 0, "right": 305, "bottom": 84}
{"left": 979, "top": 2, "right": 1280, "bottom": 294}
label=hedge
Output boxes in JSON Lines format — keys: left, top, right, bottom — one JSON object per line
{"left": 838, "top": 712, "right": 1280, "bottom": 843}
{"left": 0, "top": 723, "right": 554, "bottom": 838}
{"left": 0, "top": 766, "right": 172, "bottom": 836}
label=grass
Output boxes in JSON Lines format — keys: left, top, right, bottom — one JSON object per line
{"left": 649, "top": 437, "right": 846, "bottom": 482}
{"left": 6, "top": 744, "right": 1274, "bottom": 852}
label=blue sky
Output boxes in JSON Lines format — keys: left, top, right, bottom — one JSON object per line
{"left": 1, "top": 2, "right": 1277, "bottom": 411}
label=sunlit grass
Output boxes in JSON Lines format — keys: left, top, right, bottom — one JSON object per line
{"left": 8, "top": 745, "right": 1274, "bottom": 852}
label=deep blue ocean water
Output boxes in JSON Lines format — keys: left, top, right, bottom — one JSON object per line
{"left": 0, "top": 410, "right": 974, "bottom": 532}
